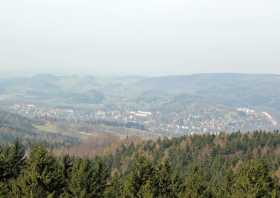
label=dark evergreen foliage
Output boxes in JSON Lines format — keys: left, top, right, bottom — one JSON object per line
{"left": 1, "top": 131, "right": 280, "bottom": 197}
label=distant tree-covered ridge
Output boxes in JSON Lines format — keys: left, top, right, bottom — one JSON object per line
{"left": 1, "top": 131, "right": 280, "bottom": 197}
{"left": 0, "top": 110, "right": 79, "bottom": 146}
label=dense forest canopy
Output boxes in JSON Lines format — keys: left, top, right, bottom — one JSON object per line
{"left": 1, "top": 131, "right": 280, "bottom": 197}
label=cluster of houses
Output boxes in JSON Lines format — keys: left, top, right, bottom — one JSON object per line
{"left": 8, "top": 103, "right": 278, "bottom": 136}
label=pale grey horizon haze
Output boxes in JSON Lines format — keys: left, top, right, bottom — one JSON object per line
{"left": 0, "top": 0, "right": 280, "bottom": 76}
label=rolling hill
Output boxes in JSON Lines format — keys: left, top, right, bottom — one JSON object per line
{"left": 0, "top": 110, "right": 79, "bottom": 146}
{"left": 0, "top": 73, "right": 280, "bottom": 135}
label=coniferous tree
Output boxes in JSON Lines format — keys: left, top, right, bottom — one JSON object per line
{"left": 67, "top": 158, "right": 109, "bottom": 198}
{"left": 104, "top": 172, "right": 122, "bottom": 198}
{"left": 232, "top": 160, "right": 280, "bottom": 198}
{"left": 11, "top": 145, "right": 64, "bottom": 198}
{"left": 122, "top": 156, "right": 155, "bottom": 198}
{"left": 154, "top": 161, "right": 177, "bottom": 198}
{"left": 180, "top": 165, "right": 212, "bottom": 198}
{"left": 0, "top": 140, "right": 25, "bottom": 181}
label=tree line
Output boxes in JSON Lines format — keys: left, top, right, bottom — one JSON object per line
{"left": 1, "top": 131, "right": 280, "bottom": 197}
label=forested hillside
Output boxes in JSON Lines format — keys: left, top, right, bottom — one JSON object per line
{"left": 1, "top": 131, "right": 280, "bottom": 197}
{"left": 0, "top": 110, "right": 36, "bottom": 142}
{"left": 0, "top": 110, "right": 79, "bottom": 147}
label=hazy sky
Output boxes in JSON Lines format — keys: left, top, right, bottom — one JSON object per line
{"left": 0, "top": 0, "right": 280, "bottom": 76}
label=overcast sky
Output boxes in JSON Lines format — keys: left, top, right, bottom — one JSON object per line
{"left": 0, "top": 0, "right": 280, "bottom": 76}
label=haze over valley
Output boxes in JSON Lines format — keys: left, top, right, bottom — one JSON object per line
{"left": 0, "top": 73, "right": 280, "bottom": 148}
